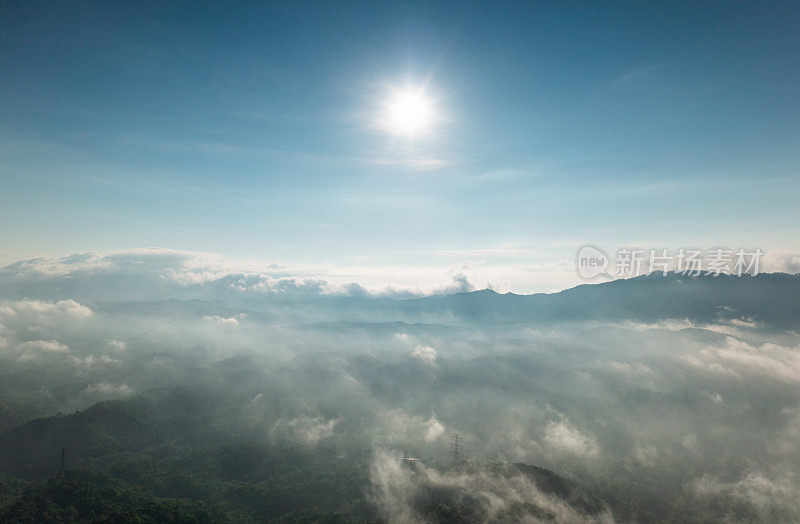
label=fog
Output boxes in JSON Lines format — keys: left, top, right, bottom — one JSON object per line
{"left": 1, "top": 251, "right": 799, "bottom": 521}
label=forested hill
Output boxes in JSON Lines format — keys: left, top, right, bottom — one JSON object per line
{"left": 0, "top": 469, "right": 232, "bottom": 522}
{"left": 0, "top": 387, "right": 606, "bottom": 523}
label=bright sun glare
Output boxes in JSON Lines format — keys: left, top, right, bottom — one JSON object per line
{"left": 384, "top": 87, "right": 436, "bottom": 137}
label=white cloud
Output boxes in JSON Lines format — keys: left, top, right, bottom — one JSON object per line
{"left": 83, "top": 382, "right": 134, "bottom": 397}
{"left": 107, "top": 339, "right": 127, "bottom": 352}
{"left": 410, "top": 345, "right": 438, "bottom": 365}
{"left": 761, "top": 251, "right": 800, "bottom": 274}
{"left": 203, "top": 315, "right": 241, "bottom": 326}
{"left": 0, "top": 247, "right": 582, "bottom": 296}
{"left": 0, "top": 299, "right": 93, "bottom": 320}
{"left": 423, "top": 415, "right": 445, "bottom": 442}
{"left": 543, "top": 417, "right": 600, "bottom": 460}
{"left": 271, "top": 416, "right": 337, "bottom": 446}
{"left": 393, "top": 333, "right": 412, "bottom": 343}
{"left": 69, "top": 354, "right": 120, "bottom": 368}
{"left": 18, "top": 339, "right": 70, "bottom": 353}
{"left": 693, "top": 472, "right": 800, "bottom": 520}
{"left": 1, "top": 252, "right": 113, "bottom": 278}
{"left": 3, "top": 247, "right": 799, "bottom": 298}
{"left": 368, "top": 449, "right": 613, "bottom": 523}
{"left": 682, "top": 337, "right": 800, "bottom": 383}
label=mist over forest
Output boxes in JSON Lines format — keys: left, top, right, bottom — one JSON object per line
{"left": 1, "top": 251, "right": 799, "bottom": 521}
{"left": 2, "top": 0, "right": 799, "bottom": 520}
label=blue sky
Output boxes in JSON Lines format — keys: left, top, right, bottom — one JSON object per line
{"left": 1, "top": 1, "right": 798, "bottom": 291}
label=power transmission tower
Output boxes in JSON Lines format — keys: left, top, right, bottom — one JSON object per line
{"left": 450, "top": 433, "right": 462, "bottom": 465}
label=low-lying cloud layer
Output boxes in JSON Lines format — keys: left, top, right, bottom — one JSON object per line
{"left": 1, "top": 249, "right": 799, "bottom": 520}
{"left": 4, "top": 248, "right": 799, "bottom": 299}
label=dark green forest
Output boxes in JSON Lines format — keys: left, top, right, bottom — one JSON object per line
{"left": 0, "top": 385, "right": 606, "bottom": 523}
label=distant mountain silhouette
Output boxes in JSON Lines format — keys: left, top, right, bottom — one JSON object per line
{"left": 78, "top": 272, "right": 800, "bottom": 329}
{"left": 395, "top": 272, "right": 800, "bottom": 328}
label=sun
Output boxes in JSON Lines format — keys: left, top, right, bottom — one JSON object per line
{"left": 382, "top": 86, "right": 437, "bottom": 137}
